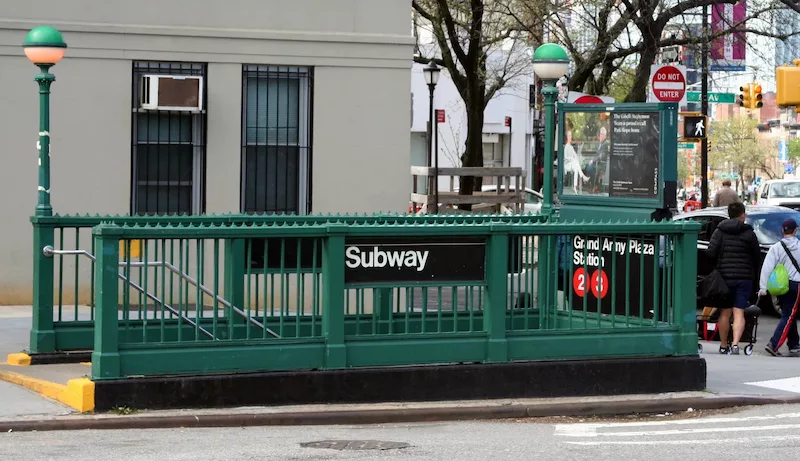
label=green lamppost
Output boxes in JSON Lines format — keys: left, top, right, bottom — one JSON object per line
{"left": 23, "top": 25, "right": 67, "bottom": 217}
{"left": 532, "top": 43, "right": 570, "bottom": 217}
{"left": 532, "top": 43, "right": 569, "bottom": 322}
{"left": 24, "top": 26, "right": 66, "bottom": 354}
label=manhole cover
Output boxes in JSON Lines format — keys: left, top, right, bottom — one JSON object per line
{"left": 300, "top": 440, "right": 410, "bottom": 451}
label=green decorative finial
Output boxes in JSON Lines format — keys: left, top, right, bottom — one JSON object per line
{"left": 23, "top": 26, "right": 67, "bottom": 49}
{"left": 531, "top": 43, "right": 569, "bottom": 63}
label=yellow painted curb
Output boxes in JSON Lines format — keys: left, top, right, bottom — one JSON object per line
{"left": 0, "top": 371, "right": 94, "bottom": 412}
{"left": 0, "top": 370, "right": 64, "bottom": 400}
{"left": 6, "top": 353, "right": 31, "bottom": 366}
{"left": 59, "top": 378, "right": 95, "bottom": 413}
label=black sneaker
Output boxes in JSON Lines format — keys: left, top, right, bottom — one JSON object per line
{"left": 765, "top": 343, "right": 781, "bottom": 356}
{"left": 789, "top": 348, "right": 800, "bottom": 357}
{"left": 730, "top": 345, "right": 740, "bottom": 355}
{"left": 719, "top": 346, "right": 730, "bottom": 354}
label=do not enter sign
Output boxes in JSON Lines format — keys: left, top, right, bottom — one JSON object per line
{"left": 651, "top": 65, "right": 686, "bottom": 103}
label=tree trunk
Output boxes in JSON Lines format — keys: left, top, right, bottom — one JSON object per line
{"left": 460, "top": 103, "right": 486, "bottom": 206}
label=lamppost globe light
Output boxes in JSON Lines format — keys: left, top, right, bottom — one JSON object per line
{"left": 22, "top": 25, "right": 67, "bottom": 65}
{"left": 423, "top": 61, "right": 441, "bottom": 86}
{"left": 531, "top": 43, "right": 569, "bottom": 81}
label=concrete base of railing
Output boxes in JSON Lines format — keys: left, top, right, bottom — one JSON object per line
{"left": 26, "top": 351, "right": 92, "bottom": 365}
{"left": 92, "top": 356, "right": 706, "bottom": 412}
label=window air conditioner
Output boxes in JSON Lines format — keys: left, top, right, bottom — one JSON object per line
{"left": 139, "top": 75, "right": 204, "bottom": 111}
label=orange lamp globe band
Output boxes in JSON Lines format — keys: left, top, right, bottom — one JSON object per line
{"left": 23, "top": 47, "right": 65, "bottom": 65}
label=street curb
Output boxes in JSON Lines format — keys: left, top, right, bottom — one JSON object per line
{"left": 3, "top": 394, "right": 800, "bottom": 433}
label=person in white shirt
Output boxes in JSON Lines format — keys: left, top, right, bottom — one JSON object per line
{"left": 759, "top": 219, "right": 800, "bottom": 356}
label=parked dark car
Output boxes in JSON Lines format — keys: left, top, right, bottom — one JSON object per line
{"left": 673, "top": 205, "right": 800, "bottom": 316}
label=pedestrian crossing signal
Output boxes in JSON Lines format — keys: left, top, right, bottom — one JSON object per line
{"left": 683, "top": 115, "right": 708, "bottom": 139}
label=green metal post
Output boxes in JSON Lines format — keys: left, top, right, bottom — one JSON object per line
{"left": 675, "top": 230, "right": 698, "bottom": 355}
{"left": 224, "top": 239, "right": 246, "bottom": 339}
{"left": 537, "top": 82, "right": 558, "bottom": 320}
{"left": 35, "top": 66, "right": 54, "bottom": 216}
{"left": 374, "top": 288, "right": 392, "bottom": 334}
{"left": 29, "top": 66, "right": 57, "bottom": 353}
{"left": 30, "top": 221, "right": 55, "bottom": 353}
{"left": 484, "top": 225, "right": 509, "bottom": 362}
{"left": 322, "top": 225, "right": 347, "bottom": 367}
{"left": 92, "top": 225, "right": 121, "bottom": 379}
{"left": 540, "top": 83, "right": 558, "bottom": 217}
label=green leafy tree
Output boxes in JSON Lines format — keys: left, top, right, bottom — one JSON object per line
{"left": 788, "top": 138, "right": 800, "bottom": 165}
{"left": 708, "top": 115, "right": 776, "bottom": 190}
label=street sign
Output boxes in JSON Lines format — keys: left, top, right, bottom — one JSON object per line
{"left": 436, "top": 109, "right": 445, "bottom": 123}
{"left": 678, "top": 142, "right": 696, "bottom": 149}
{"left": 504, "top": 116, "right": 511, "bottom": 127}
{"left": 687, "top": 91, "right": 736, "bottom": 104}
{"left": 650, "top": 65, "right": 686, "bottom": 103}
{"left": 683, "top": 115, "right": 708, "bottom": 139}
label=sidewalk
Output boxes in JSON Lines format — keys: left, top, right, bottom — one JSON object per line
{"left": 3, "top": 306, "right": 800, "bottom": 432}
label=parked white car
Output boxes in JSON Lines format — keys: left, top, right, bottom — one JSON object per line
{"left": 755, "top": 179, "right": 800, "bottom": 210}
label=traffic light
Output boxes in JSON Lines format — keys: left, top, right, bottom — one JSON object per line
{"left": 752, "top": 83, "right": 763, "bottom": 108}
{"left": 739, "top": 83, "right": 751, "bottom": 108}
{"left": 739, "top": 82, "right": 764, "bottom": 109}
{"left": 777, "top": 59, "right": 800, "bottom": 107}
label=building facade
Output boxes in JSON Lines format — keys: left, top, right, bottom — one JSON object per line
{"left": 0, "top": 0, "right": 413, "bottom": 303}
{"left": 775, "top": 9, "right": 800, "bottom": 67}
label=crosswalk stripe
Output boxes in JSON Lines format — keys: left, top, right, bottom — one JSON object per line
{"left": 563, "top": 423, "right": 800, "bottom": 438}
{"left": 745, "top": 376, "right": 800, "bottom": 394}
{"left": 554, "top": 412, "right": 800, "bottom": 437}
{"left": 566, "top": 435, "right": 800, "bottom": 446}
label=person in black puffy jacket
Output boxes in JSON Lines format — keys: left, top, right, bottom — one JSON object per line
{"left": 706, "top": 202, "right": 761, "bottom": 355}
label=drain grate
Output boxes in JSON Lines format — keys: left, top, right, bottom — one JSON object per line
{"left": 300, "top": 440, "right": 410, "bottom": 451}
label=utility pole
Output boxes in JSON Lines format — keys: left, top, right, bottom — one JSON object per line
{"left": 700, "top": 5, "right": 710, "bottom": 208}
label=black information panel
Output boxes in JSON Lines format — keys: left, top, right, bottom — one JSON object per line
{"left": 609, "top": 112, "right": 660, "bottom": 199}
{"left": 567, "top": 234, "right": 657, "bottom": 319}
{"left": 344, "top": 237, "right": 486, "bottom": 285}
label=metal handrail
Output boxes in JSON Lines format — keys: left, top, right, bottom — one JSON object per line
{"left": 43, "top": 246, "right": 280, "bottom": 339}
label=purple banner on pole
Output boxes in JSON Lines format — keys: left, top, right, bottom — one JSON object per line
{"left": 710, "top": 0, "right": 746, "bottom": 71}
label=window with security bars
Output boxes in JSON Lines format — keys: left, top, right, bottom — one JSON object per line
{"left": 131, "top": 61, "right": 207, "bottom": 215}
{"left": 241, "top": 66, "right": 312, "bottom": 214}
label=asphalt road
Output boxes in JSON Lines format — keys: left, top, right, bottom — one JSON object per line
{"left": 2, "top": 404, "right": 800, "bottom": 460}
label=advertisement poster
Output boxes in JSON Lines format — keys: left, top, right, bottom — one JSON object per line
{"left": 560, "top": 112, "right": 611, "bottom": 196}
{"left": 609, "top": 112, "right": 660, "bottom": 199}
{"left": 711, "top": 0, "right": 746, "bottom": 71}
{"left": 567, "top": 234, "right": 657, "bottom": 319}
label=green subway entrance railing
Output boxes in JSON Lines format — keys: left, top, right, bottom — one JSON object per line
{"left": 30, "top": 213, "right": 546, "bottom": 353}
{"left": 79, "top": 217, "right": 698, "bottom": 379}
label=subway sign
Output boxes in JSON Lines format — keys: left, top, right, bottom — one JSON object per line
{"left": 344, "top": 237, "right": 486, "bottom": 285}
